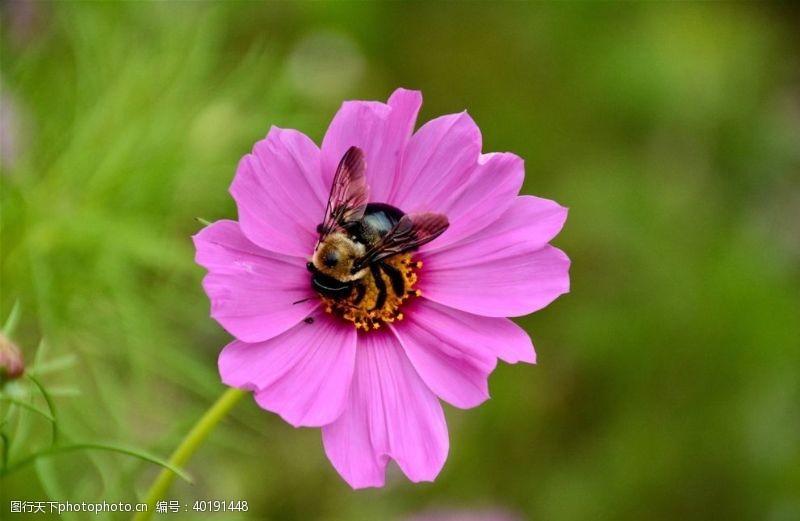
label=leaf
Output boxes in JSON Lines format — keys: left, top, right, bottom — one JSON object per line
{"left": 1, "top": 442, "right": 193, "bottom": 483}
{"left": 2, "top": 299, "right": 21, "bottom": 337}
{"left": 28, "top": 354, "right": 78, "bottom": 376}
{"left": 27, "top": 374, "right": 59, "bottom": 444}
{"left": 0, "top": 396, "right": 55, "bottom": 422}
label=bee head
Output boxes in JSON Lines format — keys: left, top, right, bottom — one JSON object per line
{"left": 312, "top": 233, "right": 366, "bottom": 281}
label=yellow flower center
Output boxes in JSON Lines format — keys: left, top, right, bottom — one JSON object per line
{"left": 321, "top": 253, "right": 422, "bottom": 331}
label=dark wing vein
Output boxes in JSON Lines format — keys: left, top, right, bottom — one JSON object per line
{"left": 319, "top": 146, "right": 369, "bottom": 240}
{"left": 353, "top": 212, "right": 449, "bottom": 271}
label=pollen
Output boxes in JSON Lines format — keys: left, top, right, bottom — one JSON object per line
{"left": 321, "top": 253, "right": 421, "bottom": 331}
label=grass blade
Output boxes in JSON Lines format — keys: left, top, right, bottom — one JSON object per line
{"left": 0, "top": 442, "right": 192, "bottom": 482}
{"left": 2, "top": 300, "right": 21, "bottom": 337}
{"left": 27, "top": 374, "right": 59, "bottom": 444}
{"left": 0, "top": 396, "right": 55, "bottom": 422}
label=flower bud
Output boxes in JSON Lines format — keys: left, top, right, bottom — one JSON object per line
{"left": 0, "top": 333, "right": 24, "bottom": 382}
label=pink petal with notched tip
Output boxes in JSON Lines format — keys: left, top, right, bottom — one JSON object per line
{"left": 230, "top": 127, "right": 326, "bottom": 257}
{"left": 391, "top": 300, "right": 494, "bottom": 409}
{"left": 390, "top": 111, "right": 482, "bottom": 212}
{"left": 430, "top": 193, "right": 568, "bottom": 254}
{"left": 193, "top": 220, "right": 318, "bottom": 343}
{"left": 422, "top": 152, "right": 524, "bottom": 251}
{"left": 321, "top": 88, "right": 422, "bottom": 203}
{"left": 219, "top": 311, "right": 356, "bottom": 428}
{"left": 322, "top": 329, "right": 448, "bottom": 489}
{"left": 419, "top": 196, "right": 570, "bottom": 318}
{"left": 392, "top": 298, "right": 534, "bottom": 409}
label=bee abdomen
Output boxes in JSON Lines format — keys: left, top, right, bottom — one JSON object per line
{"left": 379, "top": 261, "right": 406, "bottom": 297}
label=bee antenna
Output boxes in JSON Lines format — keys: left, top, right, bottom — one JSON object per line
{"left": 292, "top": 297, "right": 313, "bottom": 305}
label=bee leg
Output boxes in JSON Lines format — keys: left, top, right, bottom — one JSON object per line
{"left": 379, "top": 261, "right": 406, "bottom": 297}
{"left": 369, "top": 264, "right": 387, "bottom": 311}
{"left": 353, "top": 281, "right": 367, "bottom": 305}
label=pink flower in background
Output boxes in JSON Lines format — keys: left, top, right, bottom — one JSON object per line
{"left": 403, "top": 507, "right": 523, "bottom": 521}
{"left": 193, "top": 88, "right": 569, "bottom": 488}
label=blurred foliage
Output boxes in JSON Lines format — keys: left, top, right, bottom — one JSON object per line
{"left": 2, "top": 2, "right": 799, "bottom": 520}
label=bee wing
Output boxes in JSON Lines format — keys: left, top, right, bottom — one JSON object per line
{"left": 353, "top": 212, "right": 449, "bottom": 271}
{"left": 319, "top": 146, "right": 369, "bottom": 240}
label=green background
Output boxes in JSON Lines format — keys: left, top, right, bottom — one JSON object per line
{"left": 2, "top": 2, "right": 799, "bottom": 520}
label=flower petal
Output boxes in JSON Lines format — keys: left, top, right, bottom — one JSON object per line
{"left": 193, "top": 220, "right": 318, "bottom": 343}
{"left": 230, "top": 127, "right": 326, "bottom": 257}
{"left": 391, "top": 301, "right": 493, "bottom": 409}
{"left": 321, "top": 329, "right": 448, "bottom": 489}
{"left": 390, "top": 111, "right": 482, "bottom": 212}
{"left": 321, "top": 88, "right": 422, "bottom": 202}
{"left": 391, "top": 299, "right": 534, "bottom": 409}
{"left": 219, "top": 311, "right": 356, "bottom": 428}
{"left": 419, "top": 197, "right": 570, "bottom": 317}
{"left": 423, "top": 152, "right": 524, "bottom": 251}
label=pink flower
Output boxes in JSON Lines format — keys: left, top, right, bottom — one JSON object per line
{"left": 193, "top": 88, "right": 569, "bottom": 488}
{"left": 403, "top": 507, "right": 523, "bottom": 521}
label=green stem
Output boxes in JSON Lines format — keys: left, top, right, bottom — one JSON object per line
{"left": 133, "top": 387, "right": 246, "bottom": 521}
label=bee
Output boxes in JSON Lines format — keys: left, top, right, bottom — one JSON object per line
{"left": 307, "top": 146, "right": 449, "bottom": 311}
